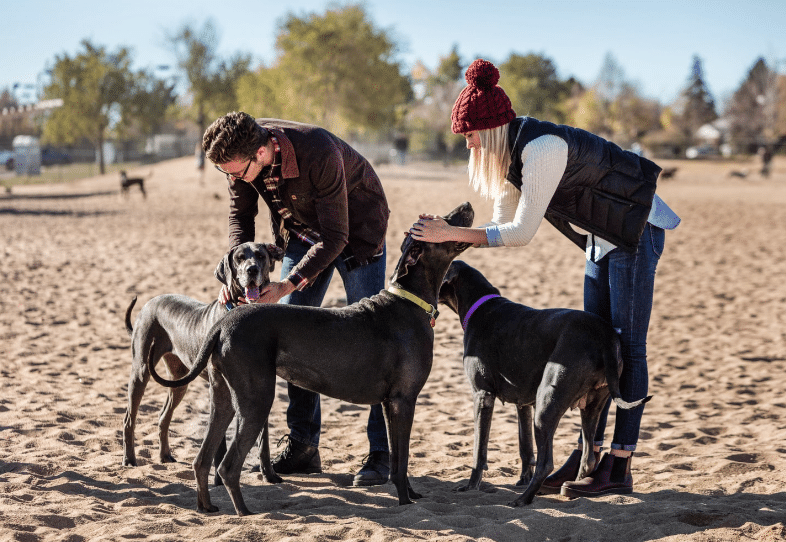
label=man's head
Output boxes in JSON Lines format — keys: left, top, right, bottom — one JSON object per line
{"left": 202, "top": 112, "right": 270, "bottom": 165}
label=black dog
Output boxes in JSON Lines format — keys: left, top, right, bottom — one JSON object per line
{"left": 120, "top": 170, "right": 149, "bottom": 198}
{"left": 122, "top": 242, "right": 284, "bottom": 479}
{"left": 149, "top": 202, "right": 475, "bottom": 516}
{"left": 438, "top": 260, "right": 650, "bottom": 506}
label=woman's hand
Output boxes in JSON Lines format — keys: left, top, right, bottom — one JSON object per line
{"left": 409, "top": 214, "right": 456, "bottom": 242}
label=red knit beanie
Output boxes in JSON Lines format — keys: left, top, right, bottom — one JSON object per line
{"left": 451, "top": 59, "right": 516, "bottom": 134}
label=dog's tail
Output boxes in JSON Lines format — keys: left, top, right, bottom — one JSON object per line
{"left": 125, "top": 297, "right": 137, "bottom": 337}
{"left": 605, "top": 335, "right": 652, "bottom": 410}
{"left": 148, "top": 323, "right": 221, "bottom": 389}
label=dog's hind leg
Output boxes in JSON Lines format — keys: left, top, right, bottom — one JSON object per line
{"left": 511, "top": 373, "right": 571, "bottom": 507}
{"left": 257, "top": 419, "right": 283, "bottom": 484}
{"left": 576, "top": 390, "right": 609, "bottom": 479}
{"left": 515, "top": 404, "right": 536, "bottom": 486}
{"left": 193, "top": 373, "right": 235, "bottom": 514}
{"left": 384, "top": 397, "right": 421, "bottom": 505}
{"left": 458, "top": 389, "right": 495, "bottom": 492}
{"left": 122, "top": 346, "right": 151, "bottom": 467}
{"left": 157, "top": 353, "right": 189, "bottom": 463}
{"left": 218, "top": 385, "right": 276, "bottom": 516}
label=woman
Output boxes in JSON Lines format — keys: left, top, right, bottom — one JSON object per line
{"left": 409, "top": 59, "right": 680, "bottom": 498}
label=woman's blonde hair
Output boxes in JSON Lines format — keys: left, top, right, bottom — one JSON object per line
{"left": 467, "top": 123, "right": 512, "bottom": 200}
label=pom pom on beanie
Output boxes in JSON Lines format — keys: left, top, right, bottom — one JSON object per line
{"left": 451, "top": 59, "right": 516, "bottom": 134}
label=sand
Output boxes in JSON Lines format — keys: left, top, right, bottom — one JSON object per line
{"left": 1, "top": 156, "right": 785, "bottom": 541}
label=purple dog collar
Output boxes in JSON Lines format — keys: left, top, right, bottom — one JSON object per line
{"left": 462, "top": 294, "right": 500, "bottom": 330}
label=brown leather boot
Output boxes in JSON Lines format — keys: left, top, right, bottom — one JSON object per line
{"left": 561, "top": 452, "right": 633, "bottom": 498}
{"left": 538, "top": 449, "right": 583, "bottom": 495}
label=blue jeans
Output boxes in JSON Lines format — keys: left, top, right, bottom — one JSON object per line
{"left": 581, "top": 223, "right": 665, "bottom": 452}
{"left": 279, "top": 239, "right": 389, "bottom": 453}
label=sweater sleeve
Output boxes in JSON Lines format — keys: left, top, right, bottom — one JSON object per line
{"left": 485, "top": 134, "right": 568, "bottom": 247}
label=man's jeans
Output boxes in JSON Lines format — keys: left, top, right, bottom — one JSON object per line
{"left": 279, "top": 240, "right": 389, "bottom": 453}
{"left": 582, "top": 223, "right": 665, "bottom": 452}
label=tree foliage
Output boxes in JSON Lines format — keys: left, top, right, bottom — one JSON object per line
{"left": 260, "top": 4, "right": 411, "bottom": 135}
{"left": 168, "top": 20, "right": 252, "bottom": 133}
{"left": 669, "top": 55, "right": 718, "bottom": 142}
{"left": 725, "top": 57, "right": 778, "bottom": 150}
{"left": 42, "top": 40, "right": 136, "bottom": 173}
{"left": 499, "top": 52, "right": 572, "bottom": 123}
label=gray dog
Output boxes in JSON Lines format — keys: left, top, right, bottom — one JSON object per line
{"left": 148, "top": 202, "right": 475, "bottom": 516}
{"left": 438, "top": 260, "right": 651, "bottom": 506}
{"left": 122, "top": 242, "right": 284, "bottom": 474}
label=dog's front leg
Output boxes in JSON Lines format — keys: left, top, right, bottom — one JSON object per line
{"left": 515, "top": 404, "right": 535, "bottom": 486}
{"left": 384, "top": 398, "right": 421, "bottom": 504}
{"left": 458, "top": 389, "right": 495, "bottom": 491}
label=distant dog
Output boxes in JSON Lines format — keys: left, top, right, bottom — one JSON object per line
{"left": 120, "top": 170, "right": 149, "bottom": 198}
{"left": 728, "top": 169, "right": 749, "bottom": 179}
{"left": 438, "top": 260, "right": 651, "bottom": 506}
{"left": 122, "top": 242, "right": 284, "bottom": 481}
{"left": 660, "top": 167, "right": 678, "bottom": 179}
{"left": 149, "top": 202, "right": 475, "bottom": 516}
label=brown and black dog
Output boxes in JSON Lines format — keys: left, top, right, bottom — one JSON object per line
{"left": 120, "top": 170, "right": 150, "bottom": 198}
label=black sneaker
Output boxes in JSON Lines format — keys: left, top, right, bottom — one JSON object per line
{"left": 352, "top": 451, "right": 390, "bottom": 487}
{"left": 271, "top": 435, "right": 322, "bottom": 475}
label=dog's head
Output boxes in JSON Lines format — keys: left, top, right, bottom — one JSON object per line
{"left": 390, "top": 202, "right": 474, "bottom": 287}
{"left": 436, "top": 260, "right": 467, "bottom": 315}
{"left": 215, "top": 242, "right": 285, "bottom": 302}
{"left": 120, "top": 170, "right": 128, "bottom": 180}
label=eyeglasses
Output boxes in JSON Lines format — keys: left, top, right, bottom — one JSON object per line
{"left": 215, "top": 159, "right": 252, "bottom": 181}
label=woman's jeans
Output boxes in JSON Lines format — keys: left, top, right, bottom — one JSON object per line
{"left": 581, "top": 223, "right": 665, "bottom": 452}
{"left": 279, "top": 240, "right": 389, "bottom": 453}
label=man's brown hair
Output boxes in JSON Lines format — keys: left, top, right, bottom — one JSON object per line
{"left": 202, "top": 111, "right": 269, "bottom": 164}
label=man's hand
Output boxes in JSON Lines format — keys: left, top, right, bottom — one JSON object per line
{"left": 253, "top": 280, "right": 296, "bottom": 304}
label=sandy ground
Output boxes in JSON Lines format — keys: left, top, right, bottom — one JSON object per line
{"left": 1, "top": 155, "right": 785, "bottom": 541}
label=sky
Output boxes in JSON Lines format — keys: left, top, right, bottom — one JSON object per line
{"left": 2, "top": 0, "right": 784, "bottom": 108}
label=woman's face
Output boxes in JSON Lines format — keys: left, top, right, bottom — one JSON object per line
{"left": 462, "top": 131, "right": 481, "bottom": 150}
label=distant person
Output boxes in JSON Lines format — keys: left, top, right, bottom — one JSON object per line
{"left": 409, "top": 59, "right": 681, "bottom": 498}
{"left": 759, "top": 145, "right": 773, "bottom": 178}
{"left": 394, "top": 134, "right": 409, "bottom": 165}
{"left": 202, "top": 112, "right": 391, "bottom": 486}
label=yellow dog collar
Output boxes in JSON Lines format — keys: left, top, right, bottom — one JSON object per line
{"left": 387, "top": 285, "right": 439, "bottom": 328}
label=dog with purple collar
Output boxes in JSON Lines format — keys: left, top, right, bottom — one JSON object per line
{"left": 438, "top": 260, "right": 650, "bottom": 506}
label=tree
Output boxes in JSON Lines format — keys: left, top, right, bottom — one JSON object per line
{"left": 127, "top": 70, "right": 178, "bottom": 140}
{"left": 168, "top": 19, "right": 252, "bottom": 135}
{"left": 271, "top": 4, "right": 411, "bottom": 135}
{"left": 499, "top": 52, "right": 572, "bottom": 124}
{"left": 725, "top": 57, "right": 778, "bottom": 152}
{"left": 42, "top": 40, "right": 135, "bottom": 174}
{"left": 670, "top": 55, "right": 717, "bottom": 143}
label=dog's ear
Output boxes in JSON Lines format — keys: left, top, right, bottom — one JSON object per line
{"left": 214, "top": 251, "right": 233, "bottom": 286}
{"left": 265, "top": 243, "right": 285, "bottom": 262}
{"left": 265, "top": 243, "right": 285, "bottom": 273}
{"left": 442, "top": 260, "right": 461, "bottom": 285}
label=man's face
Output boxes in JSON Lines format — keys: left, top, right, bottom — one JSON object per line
{"left": 215, "top": 141, "right": 274, "bottom": 183}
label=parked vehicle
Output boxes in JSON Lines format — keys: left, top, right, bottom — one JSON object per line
{"left": 0, "top": 149, "right": 14, "bottom": 170}
{"left": 41, "top": 147, "right": 72, "bottom": 166}
{"left": 685, "top": 145, "right": 719, "bottom": 159}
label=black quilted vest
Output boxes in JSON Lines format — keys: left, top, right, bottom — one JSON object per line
{"left": 506, "top": 117, "right": 660, "bottom": 251}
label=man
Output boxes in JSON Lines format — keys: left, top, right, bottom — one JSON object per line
{"left": 202, "top": 111, "right": 391, "bottom": 486}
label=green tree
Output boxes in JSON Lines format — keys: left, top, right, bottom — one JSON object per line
{"left": 725, "top": 57, "right": 777, "bottom": 151}
{"left": 168, "top": 19, "right": 252, "bottom": 135}
{"left": 272, "top": 4, "right": 411, "bottom": 135}
{"left": 42, "top": 40, "right": 135, "bottom": 174}
{"left": 127, "top": 70, "right": 178, "bottom": 140}
{"left": 499, "top": 52, "right": 572, "bottom": 123}
{"left": 670, "top": 55, "right": 717, "bottom": 143}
